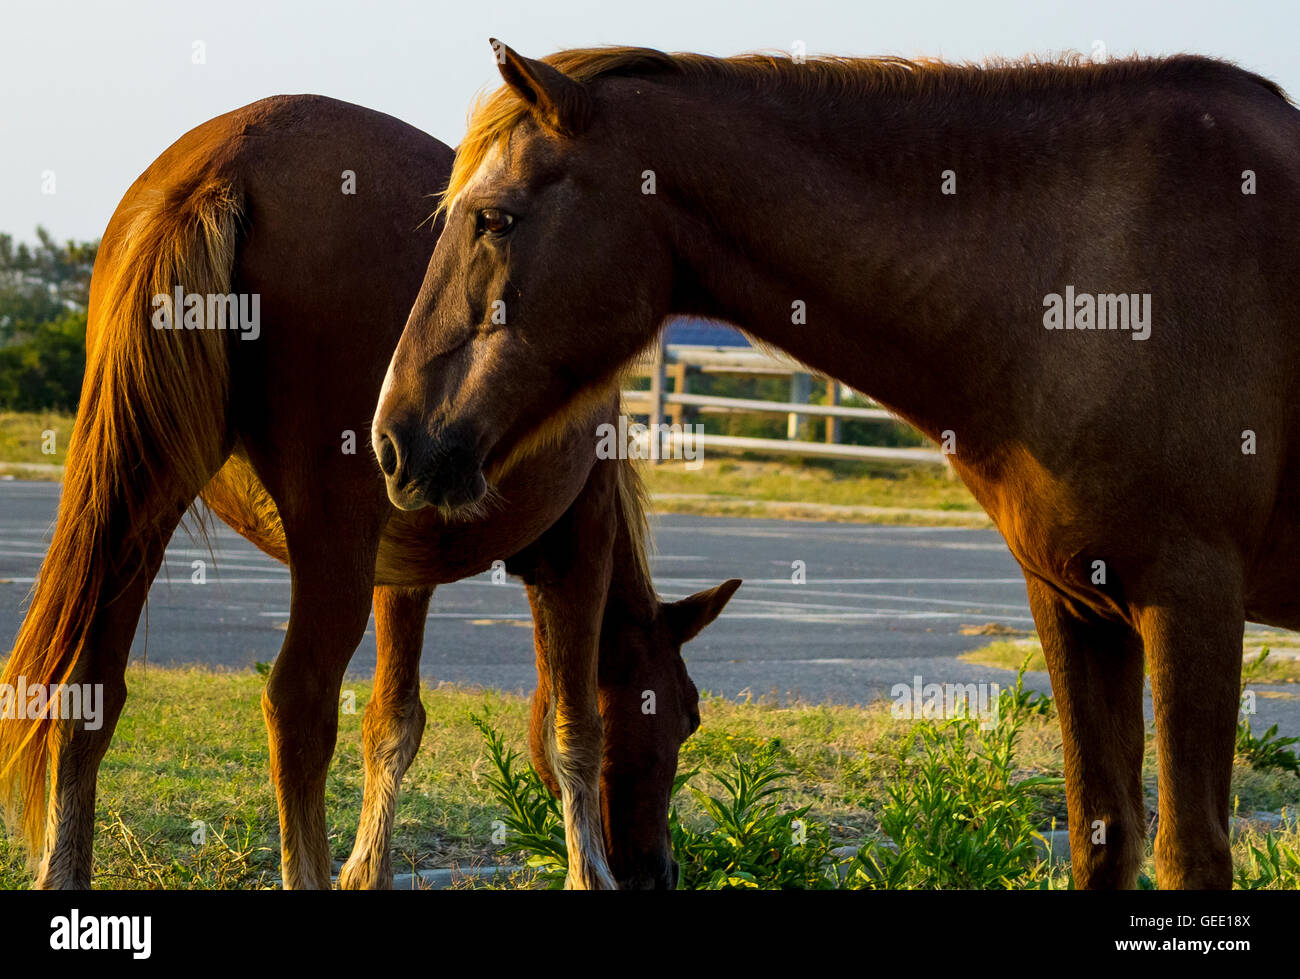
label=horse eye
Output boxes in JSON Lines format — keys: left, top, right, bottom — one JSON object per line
{"left": 477, "top": 208, "right": 515, "bottom": 236}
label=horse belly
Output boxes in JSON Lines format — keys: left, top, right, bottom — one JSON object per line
{"left": 1244, "top": 500, "right": 1300, "bottom": 629}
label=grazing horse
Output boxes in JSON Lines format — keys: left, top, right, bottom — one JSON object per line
{"left": 373, "top": 42, "right": 1300, "bottom": 889}
{"left": 0, "top": 94, "right": 739, "bottom": 890}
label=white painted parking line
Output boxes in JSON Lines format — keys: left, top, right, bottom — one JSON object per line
{"left": 717, "top": 587, "right": 1029, "bottom": 612}
{"left": 162, "top": 559, "right": 289, "bottom": 571}
{"left": 712, "top": 611, "right": 1036, "bottom": 623}
{"left": 654, "top": 576, "right": 1025, "bottom": 585}
{"left": 246, "top": 607, "right": 1033, "bottom": 624}
{"left": 146, "top": 577, "right": 294, "bottom": 585}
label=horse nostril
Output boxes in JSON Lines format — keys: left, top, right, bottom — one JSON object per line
{"left": 376, "top": 432, "right": 400, "bottom": 478}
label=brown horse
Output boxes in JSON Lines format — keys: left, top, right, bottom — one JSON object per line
{"left": 374, "top": 41, "right": 1300, "bottom": 890}
{"left": 0, "top": 94, "right": 739, "bottom": 890}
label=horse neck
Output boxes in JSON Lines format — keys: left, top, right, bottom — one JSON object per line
{"left": 638, "top": 75, "right": 1050, "bottom": 463}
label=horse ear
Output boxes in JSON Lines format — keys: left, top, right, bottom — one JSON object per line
{"left": 663, "top": 579, "right": 742, "bottom": 644}
{"left": 490, "top": 38, "right": 592, "bottom": 137}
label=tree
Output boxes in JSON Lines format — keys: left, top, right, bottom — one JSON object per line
{"left": 0, "top": 311, "right": 87, "bottom": 412}
{"left": 0, "top": 228, "right": 97, "bottom": 410}
{"left": 0, "top": 227, "right": 98, "bottom": 344}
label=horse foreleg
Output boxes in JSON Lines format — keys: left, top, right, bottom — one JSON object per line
{"left": 338, "top": 585, "right": 432, "bottom": 890}
{"left": 1025, "top": 575, "right": 1147, "bottom": 889}
{"left": 526, "top": 586, "right": 616, "bottom": 890}
{"left": 516, "top": 471, "right": 618, "bottom": 890}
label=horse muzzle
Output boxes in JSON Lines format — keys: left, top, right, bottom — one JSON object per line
{"left": 613, "top": 852, "right": 680, "bottom": 890}
{"left": 373, "top": 422, "right": 487, "bottom": 513}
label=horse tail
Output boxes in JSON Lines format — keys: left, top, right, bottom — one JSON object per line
{"left": 0, "top": 176, "right": 241, "bottom": 854}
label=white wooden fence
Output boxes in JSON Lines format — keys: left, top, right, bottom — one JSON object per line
{"left": 620, "top": 337, "right": 946, "bottom": 463}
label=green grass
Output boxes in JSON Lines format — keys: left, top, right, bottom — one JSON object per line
{"left": 0, "top": 665, "right": 532, "bottom": 888}
{"left": 472, "top": 664, "right": 1300, "bottom": 889}
{"left": 0, "top": 409, "right": 73, "bottom": 472}
{"left": 1, "top": 662, "right": 1296, "bottom": 888}
{"left": 643, "top": 452, "right": 986, "bottom": 524}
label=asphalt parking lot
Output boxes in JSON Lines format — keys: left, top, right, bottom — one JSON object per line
{"left": 1, "top": 480, "right": 1297, "bottom": 735}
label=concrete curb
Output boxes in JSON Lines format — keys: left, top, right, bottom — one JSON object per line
{"left": 275, "top": 864, "right": 526, "bottom": 890}
{"left": 386, "top": 865, "right": 525, "bottom": 890}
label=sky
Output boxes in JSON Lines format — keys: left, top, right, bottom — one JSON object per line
{"left": 3, "top": 0, "right": 1298, "bottom": 242}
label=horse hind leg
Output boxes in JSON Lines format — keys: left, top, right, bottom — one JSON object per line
{"left": 1024, "top": 576, "right": 1148, "bottom": 889}
{"left": 1133, "top": 549, "right": 1243, "bottom": 889}
{"left": 0, "top": 170, "right": 240, "bottom": 888}
{"left": 259, "top": 532, "right": 378, "bottom": 890}
{"left": 338, "top": 585, "right": 432, "bottom": 890}
{"left": 31, "top": 501, "right": 201, "bottom": 889}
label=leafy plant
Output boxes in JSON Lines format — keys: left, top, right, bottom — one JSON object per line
{"left": 1234, "top": 828, "right": 1300, "bottom": 889}
{"left": 472, "top": 671, "right": 1063, "bottom": 891}
{"left": 1237, "top": 648, "right": 1300, "bottom": 778}
{"left": 471, "top": 709, "right": 843, "bottom": 889}
{"left": 469, "top": 712, "right": 567, "bottom": 888}
{"left": 1236, "top": 719, "right": 1300, "bottom": 778}
{"left": 846, "top": 662, "right": 1062, "bottom": 889}
{"left": 671, "top": 754, "right": 839, "bottom": 889}
{"left": 1001, "top": 653, "right": 1054, "bottom": 718}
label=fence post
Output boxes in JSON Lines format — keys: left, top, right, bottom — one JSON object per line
{"left": 667, "top": 360, "right": 687, "bottom": 428}
{"left": 647, "top": 334, "right": 666, "bottom": 462}
{"left": 787, "top": 371, "right": 810, "bottom": 440}
{"left": 824, "top": 378, "right": 840, "bottom": 444}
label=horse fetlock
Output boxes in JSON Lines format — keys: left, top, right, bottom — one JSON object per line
{"left": 338, "top": 850, "right": 393, "bottom": 890}
{"left": 563, "top": 843, "right": 618, "bottom": 890}
{"left": 1154, "top": 824, "right": 1232, "bottom": 890}
{"left": 559, "top": 783, "right": 615, "bottom": 890}
{"left": 281, "top": 846, "right": 335, "bottom": 890}
{"left": 1071, "top": 813, "right": 1144, "bottom": 889}
{"left": 34, "top": 852, "right": 93, "bottom": 890}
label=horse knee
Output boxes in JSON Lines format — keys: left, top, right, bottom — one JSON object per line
{"left": 552, "top": 706, "right": 602, "bottom": 767}
{"left": 362, "top": 690, "right": 425, "bottom": 769}
{"left": 261, "top": 681, "right": 339, "bottom": 773}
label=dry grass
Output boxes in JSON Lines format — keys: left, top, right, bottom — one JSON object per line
{"left": 642, "top": 452, "right": 986, "bottom": 524}
{"left": 962, "top": 637, "right": 1300, "bottom": 685}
